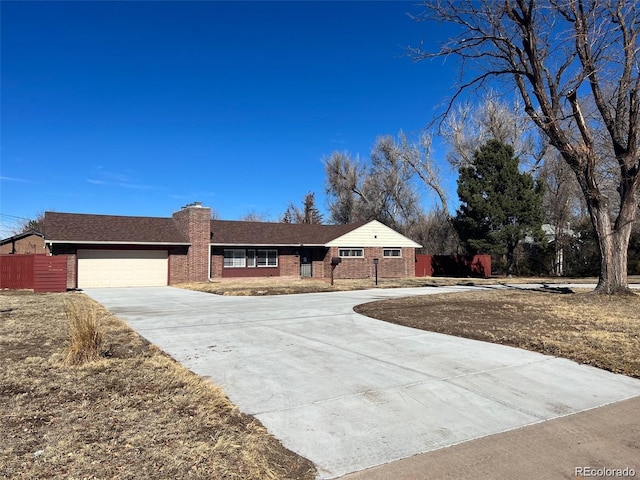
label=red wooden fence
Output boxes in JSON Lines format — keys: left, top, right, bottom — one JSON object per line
{"left": 34, "top": 256, "right": 68, "bottom": 292}
{"left": 0, "top": 254, "right": 34, "bottom": 289}
{"left": 0, "top": 254, "right": 67, "bottom": 292}
{"left": 416, "top": 254, "right": 491, "bottom": 278}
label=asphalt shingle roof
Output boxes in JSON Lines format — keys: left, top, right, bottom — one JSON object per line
{"left": 44, "top": 212, "right": 190, "bottom": 244}
{"left": 44, "top": 212, "right": 367, "bottom": 246}
{"left": 210, "top": 219, "right": 365, "bottom": 246}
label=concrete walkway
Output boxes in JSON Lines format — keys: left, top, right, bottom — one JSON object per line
{"left": 85, "top": 286, "right": 640, "bottom": 479}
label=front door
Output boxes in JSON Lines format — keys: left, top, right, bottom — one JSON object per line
{"left": 300, "top": 249, "right": 312, "bottom": 277}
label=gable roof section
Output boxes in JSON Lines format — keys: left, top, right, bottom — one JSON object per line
{"left": 0, "top": 230, "right": 44, "bottom": 246}
{"left": 325, "top": 220, "right": 422, "bottom": 248}
{"left": 44, "top": 212, "right": 190, "bottom": 245}
{"left": 210, "top": 220, "right": 367, "bottom": 246}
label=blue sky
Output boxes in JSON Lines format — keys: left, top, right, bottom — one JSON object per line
{"left": 1, "top": 1, "right": 461, "bottom": 236}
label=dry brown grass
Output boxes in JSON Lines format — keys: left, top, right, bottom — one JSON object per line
{"left": 64, "top": 299, "right": 104, "bottom": 365}
{"left": 0, "top": 291, "right": 315, "bottom": 480}
{"left": 176, "top": 276, "right": 596, "bottom": 296}
{"left": 355, "top": 288, "right": 640, "bottom": 378}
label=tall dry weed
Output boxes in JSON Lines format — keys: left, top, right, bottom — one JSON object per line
{"left": 64, "top": 299, "right": 104, "bottom": 365}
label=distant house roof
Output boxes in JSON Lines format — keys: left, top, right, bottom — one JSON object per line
{"left": 44, "top": 212, "right": 190, "bottom": 245}
{"left": 210, "top": 219, "right": 367, "bottom": 246}
{"left": 0, "top": 230, "right": 44, "bottom": 246}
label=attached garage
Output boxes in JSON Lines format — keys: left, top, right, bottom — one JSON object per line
{"left": 77, "top": 249, "right": 168, "bottom": 288}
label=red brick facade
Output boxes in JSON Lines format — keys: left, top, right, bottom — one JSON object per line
{"left": 211, "top": 246, "right": 416, "bottom": 280}
{"left": 168, "top": 247, "right": 189, "bottom": 284}
{"left": 172, "top": 204, "right": 211, "bottom": 282}
{"left": 66, "top": 253, "right": 76, "bottom": 289}
{"left": 328, "top": 247, "right": 415, "bottom": 279}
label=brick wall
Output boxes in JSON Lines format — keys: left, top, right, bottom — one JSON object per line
{"left": 211, "top": 247, "right": 299, "bottom": 278}
{"left": 169, "top": 246, "right": 189, "bottom": 284}
{"left": 329, "top": 247, "right": 416, "bottom": 279}
{"left": 209, "top": 245, "right": 417, "bottom": 280}
{"left": 278, "top": 247, "right": 299, "bottom": 276}
{"left": 66, "top": 253, "right": 76, "bottom": 289}
{"left": 172, "top": 205, "right": 211, "bottom": 282}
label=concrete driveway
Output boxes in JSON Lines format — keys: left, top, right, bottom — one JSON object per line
{"left": 85, "top": 286, "right": 640, "bottom": 479}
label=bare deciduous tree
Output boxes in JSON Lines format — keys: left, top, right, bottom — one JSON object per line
{"left": 240, "top": 209, "right": 272, "bottom": 222}
{"left": 413, "top": 0, "right": 640, "bottom": 294}
{"left": 538, "top": 153, "right": 584, "bottom": 275}
{"left": 324, "top": 151, "right": 372, "bottom": 224}
{"left": 441, "top": 91, "right": 547, "bottom": 172}
{"left": 395, "top": 131, "right": 450, "bottom": 213}
{"left": 408, "top": 209, "right": 460, "bottom": 255}
{"left": 324, "top": 142, "right": 425, "bottom": 234}
{"left": 369, "top": 135, "right": 424, "bottom": 231}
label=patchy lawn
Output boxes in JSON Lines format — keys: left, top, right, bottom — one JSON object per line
{"left": 177, "top": 277, "right": 449, "bottom": 296}
{"left": 176, "top": 276, "right": 603, "bottom": 296}
{"left": 0, "top": 291, "right": 315, "bottom": 480}
{"left": 355, "top": 288, "right": 640, "bottom": 378}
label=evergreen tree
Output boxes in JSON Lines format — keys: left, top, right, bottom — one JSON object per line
{"left": 18, "top": 212, "right": 45, "bottom": 234}
{"left": 281, "top": 192, "right": 323, "bottom": 224}
{"left": 454, "top": 139, "right": 543, "bottom": 275}
{"left": 301, "top": 192, "right": 323, "bottom": 224}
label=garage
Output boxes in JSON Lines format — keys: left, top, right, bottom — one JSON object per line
{"left": 77, "top": 249, "right": 168, "bottom": 288}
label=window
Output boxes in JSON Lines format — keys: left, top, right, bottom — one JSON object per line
{"left": 224, "top": 249, "right": 277, "bottom": 268}
{"left": 223, "top": 249, "right": 246, "bottom": 268}
{"left": 257, "top": 249, "right": 278, "bottom": 267}
{"left": 247, "top": 249, "right": 256, "bottom": 267}
{"left": 383, "top": 248, "right": 402, "bottom": 258}
{"left": 339, "top": 248, "right": 364, "bottom": 258}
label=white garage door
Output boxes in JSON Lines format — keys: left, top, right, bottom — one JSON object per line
{"left": 78, "top": 249, "right": 168, "bottom": 288}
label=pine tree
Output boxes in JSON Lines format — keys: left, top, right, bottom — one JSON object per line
{"left": 302, "top": 192, "right": 323, "bottom": 224}
{"left": 454, "top": 139, "right": 543, "bottom": 274}
{"left": 281, "top": 192, "right": 323, "bottom": 224}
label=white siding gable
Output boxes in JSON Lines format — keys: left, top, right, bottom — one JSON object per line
{"left": 325, "top": 220, "right": 422, "bottom": 248}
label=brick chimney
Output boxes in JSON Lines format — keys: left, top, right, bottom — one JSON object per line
{"left": 172, "top": 202, "right": 211, "bottom": 282}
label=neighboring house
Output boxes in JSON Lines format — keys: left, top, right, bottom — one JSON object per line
{"left": 44, "top": 203, "right": 422, "bottom": 289}
{"left": 524, "top": 223, "right": 576, "bottom": 276}
{"left": 0, "top": 231, "right": 48, "bottom": 255}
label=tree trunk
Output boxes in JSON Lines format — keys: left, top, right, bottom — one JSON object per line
{"left": 590, "top": 203, "right": 635, "bottom": 295}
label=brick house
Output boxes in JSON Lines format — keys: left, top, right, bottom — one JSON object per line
{"left": 44, "top": 203, "right": 421, "bottom": 288}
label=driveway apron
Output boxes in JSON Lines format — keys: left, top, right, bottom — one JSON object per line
{"left": 85, "top": 286, "right": 640, "bottom": 479}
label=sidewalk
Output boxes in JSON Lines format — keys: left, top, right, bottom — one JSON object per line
{"left": 338, "top": 396, "right": 640, "bottom": 480}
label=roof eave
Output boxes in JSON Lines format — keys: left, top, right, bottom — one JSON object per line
{"left": 210, "top": 243, "right": 327, "bottom": 247}
{"left": 45, "top": 240, "right": 191, "bottom": 246}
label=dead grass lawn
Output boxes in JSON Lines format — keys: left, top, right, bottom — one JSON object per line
{"left": 176, "top": 276, "right": 597, "bottom": 296}
{"left": 0, "top": 291, "right": 315, "bottom": 480}
{"left": 355, "top": 288, "right": 640, "bottom": 378}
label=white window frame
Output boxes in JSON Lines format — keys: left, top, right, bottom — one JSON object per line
{"left": 383, "top": 248, "right": 402, "bottom": 258}
{"left": 339, "top": 248, "right": 364, "bottom": 258}
{"left": 257, "top": 249, "right": 278, "bottom": 267}
{"left": 223, "top": 249, "right": 246, "bottom": 268}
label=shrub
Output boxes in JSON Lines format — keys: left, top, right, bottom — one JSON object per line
{"left": 64, "top": 298, "right": 104, "bottom": 365}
